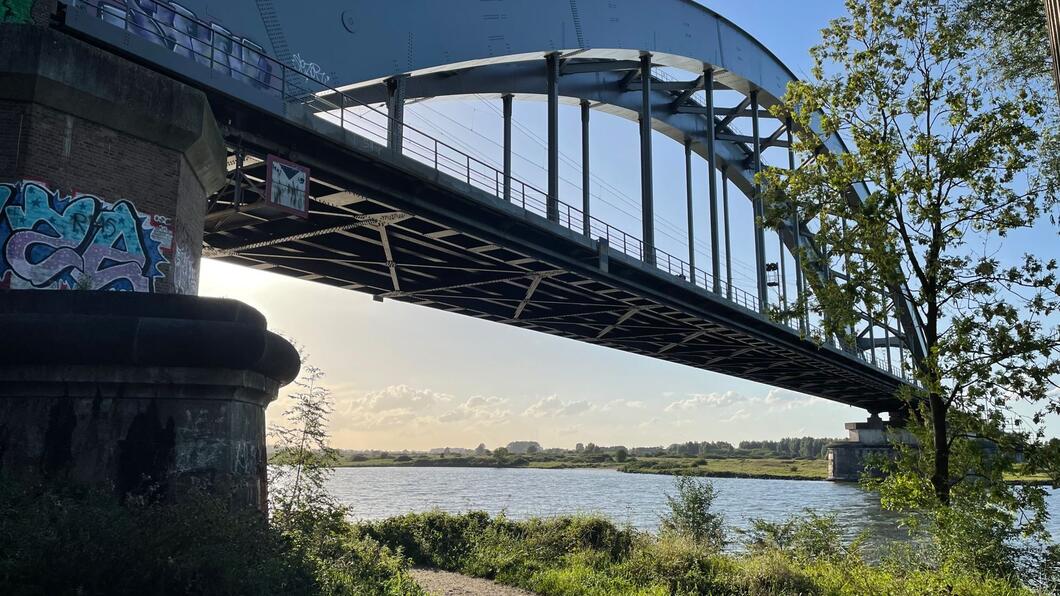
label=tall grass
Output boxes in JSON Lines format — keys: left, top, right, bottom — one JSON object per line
{"left": 354, "top": 510, "right": 1040, "bottom": 595}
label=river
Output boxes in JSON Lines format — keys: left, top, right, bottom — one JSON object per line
{"left": 326, "top": 467, "right": 1060, "bottom": 540}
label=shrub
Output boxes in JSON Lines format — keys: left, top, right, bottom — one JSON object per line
{"left": 730, "top": 551, "right": 820, "bottom": 596}
{"left": 619, "top": 534, "right": 732, "bottom": 595}
{"left": 740, "top": 510, "right": 855, "bottom": 563}
{"left": 659, "top": 475, "right": 726, "bottom": 549}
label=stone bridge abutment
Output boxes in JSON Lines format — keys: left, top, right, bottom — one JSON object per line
{"left": 0, "top": 18, "right": 297, "bottom": 509}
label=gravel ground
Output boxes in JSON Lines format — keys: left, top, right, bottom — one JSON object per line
{"left": 409, "top": 568, "right": 537, "bottom": 596}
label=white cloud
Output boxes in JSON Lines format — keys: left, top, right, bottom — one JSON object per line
{"left": 328, "top": 385, "right": 468, "bottom": 431}
{"left": 600, "top": 398, "right": 647, "bottom": 411}
{"left": 762, "top": 388, "right": 817, "bottom": 412}
{"left": 662, "top": 389, "right": 818, "bottom": 415}
{"left": 345, "top": 384, "right": 452, "bottom": 412}
{"left": 664, "top": 391, "right": 740, "bottom": 412}
{"left": 437, "top": 395, "right": 511, "bottom": 424}
{"left": 522, "top": 395, "right": 596, "bottom": 418}
{"left": 719, "top": 409, "right": 751, "bottom": 423}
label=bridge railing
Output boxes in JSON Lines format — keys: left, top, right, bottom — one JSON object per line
{"left": 74, "top": 0, "right": 914, "bottom": 383}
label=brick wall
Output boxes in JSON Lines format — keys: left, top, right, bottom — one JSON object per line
{"left": 30, "top": 0, "right": 56, "bottom": 25}
{"left": 0, "top": 26, "right": 224, "bottom": 295}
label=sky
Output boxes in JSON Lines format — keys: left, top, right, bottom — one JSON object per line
{"left": 200, "top": 0, "right": 1058, "bottom": 451}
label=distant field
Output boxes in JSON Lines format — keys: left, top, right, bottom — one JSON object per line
{"left": 620, "top": 456, "right": 827, "bottom": 480}
{"left": 289, "top": 453, "right": 1058, "bottom": 485}
{"left": 327, "top": 453, "right": 830, "bottom": 480}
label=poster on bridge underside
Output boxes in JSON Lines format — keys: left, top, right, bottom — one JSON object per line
{"left": 265, "top": 154, "right": 310, "bottom": 218}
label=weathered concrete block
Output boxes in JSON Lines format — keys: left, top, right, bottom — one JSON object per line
{"left": 0, "top": 291, "right": 300, "bottom": 510}
{"left": 826, "top": 413, "right": 914, "bottom": 481}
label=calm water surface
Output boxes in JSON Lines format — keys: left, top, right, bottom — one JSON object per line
{"left": 327, "top": 467, "right": 1060, "bottom": 539}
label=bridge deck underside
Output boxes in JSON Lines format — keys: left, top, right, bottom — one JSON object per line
{"left": 204, "top": 159, "right": 902, "bottom": 412}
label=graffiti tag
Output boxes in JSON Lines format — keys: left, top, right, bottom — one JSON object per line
{"left": 0, "top": 180, "right": 172, "bottom": 292}
{"left": 291, "top": 53, "right": 330, "bottom": 86}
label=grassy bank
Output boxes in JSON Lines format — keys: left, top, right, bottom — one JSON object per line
{"left": 330, "top": 454, "right": 1054, "bottom": 485}
{"left": 619, "top": 457, "right": 826, "bottom": 480}
{"left": 4, "top": 478, "right": 1052, "bottom": 595}
{"left": 355, "top": 510, "right": 1038, "bottom": 596}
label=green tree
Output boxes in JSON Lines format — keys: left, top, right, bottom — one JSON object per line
{"left": 615, "top": 447, "right": 629, "bottom": 462}
{"left": 659, "top": 475, "right": 726, "bottom": 549}
{"left": 959, "top": 0, "right": 1049, "bottom": 85}
{"left": 765, "top": 0, "right": 1060, "bottom": 508}
{"left": 269, "top": 362, "right": 339, "bottom": 518}
{"left": 492, "top": 447, "right": 509, "bottom": 464}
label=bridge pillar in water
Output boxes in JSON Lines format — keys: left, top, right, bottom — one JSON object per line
{"left": 0, "top": 24, "right": 299, "bottom": 509}
{"left": 826, "top": 413, "right": 915, "bottom": 481}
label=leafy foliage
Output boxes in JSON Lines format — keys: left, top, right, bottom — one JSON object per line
{"left": 357, "top": 509, "right": 1036, "bottom": 595}
{"left": 659, "top": 475, "right": 727, "bottom": 549}
{"left": 759, "top": 0, "right": 1060, "bottom": 588}
{"left": 763, "top": 0, "right": 1060, "bottom": 506}
{"left": 270, "top": 363, "right": 340, "bottom": 517}
{"left": 959, "top": 0, "right": 1050, "bottom": 85}
{"left": 740, "top": 511, "right": 860, "bottom": 564}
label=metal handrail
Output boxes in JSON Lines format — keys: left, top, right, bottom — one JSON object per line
{"left": 77, "top": 0, "right": 912, "bottom": 383}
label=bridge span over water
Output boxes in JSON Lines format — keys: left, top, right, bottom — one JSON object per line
{"left": 60, "top": 0, "right": 926, "bottom": 414}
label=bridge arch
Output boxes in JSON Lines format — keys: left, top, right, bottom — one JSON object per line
{"left": 75, "top": 0, "right": 924, "bottom": 405}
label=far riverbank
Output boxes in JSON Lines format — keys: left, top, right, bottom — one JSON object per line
{"left": 332, "top": 454, "right": 831, "bottom": 481}
{"left": 325, "top": 454, "right": 1056, "bottom": 484}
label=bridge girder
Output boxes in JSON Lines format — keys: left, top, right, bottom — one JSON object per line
{"left": 61, "top": 0, "right": 925, "bottom": 408}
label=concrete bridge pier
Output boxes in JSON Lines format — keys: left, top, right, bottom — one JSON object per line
{"left": 826, "top": 412, "right": 915, "bottom": 481}
{"left": 0, "top": 23, "right": 299, "bottom": 509}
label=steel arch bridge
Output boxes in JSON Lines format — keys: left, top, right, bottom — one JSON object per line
{"left": 62, "top": 0, "right": 927, "bottom": 414}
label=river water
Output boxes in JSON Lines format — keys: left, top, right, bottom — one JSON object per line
{"left": 326, "top": 467, "right": 1060, "bottom": 540}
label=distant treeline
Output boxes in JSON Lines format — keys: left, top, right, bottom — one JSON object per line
{"left": 320, "top": 436, "right": 841, "bottom": 464}
{"left": 663, "top": 437, "right": 837, "bottom": 460}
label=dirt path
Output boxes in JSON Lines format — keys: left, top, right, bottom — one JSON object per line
{"left": 409, "top": 568, "right": 537, "bottom": 596}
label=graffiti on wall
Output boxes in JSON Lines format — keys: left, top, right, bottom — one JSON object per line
{"left": 173, "top": 244, "right": 198, "bottom": 295}
{"left": 0, "top": 180, "right": 172, "bottom": 292}
{"left": 290, "top": 53, "right": 331, "bottom": 86}
{"left": 95, "top": 0, "right": 277, "bottom": 90}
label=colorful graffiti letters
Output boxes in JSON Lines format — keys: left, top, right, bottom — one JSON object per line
{"left": 0, "top": 180, "right": 172, "bottom": 292}
{"left": 96, "top": 0, "right": 277, "bottom": 90}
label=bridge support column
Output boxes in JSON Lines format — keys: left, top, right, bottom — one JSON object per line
{"left": 826, "top": 413, "right": 915, "bottom": 481}
{"left": 639, "top": 53, "right": 655, "bottom": 265}
{"left": 750, "top": 89, "right": 768, "bottom": 313}
{"left": 0, "top": 26, "right": 297, "bottom": 509}
{"left": 546, "top": 52, "right": 560, "bottom": 223}
{"left": 386, "top": 75, "right": 407, "bottom": 153}
{"left": 684, "top": 139, "right": 695, "bottom": 275}
{"left": 581, "top": 99, "right": 591, "bottom": 236}
{"left": 704, "top": 67, "right": 721, "bottom": 294}
{"left": 723, "top": 171, "right": 733, "bottom": 299}
{"left": 503, "top": 93, "right": 513, "bottom": 203}
{"left": 788, "top": 120, "right": 808, "bottom": 334}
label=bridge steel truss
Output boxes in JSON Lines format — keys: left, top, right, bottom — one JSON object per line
{"left": 61, "top": 0, "right": 925, "bottom": 413}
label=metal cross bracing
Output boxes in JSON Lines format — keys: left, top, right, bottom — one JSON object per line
{"left": 202, "top": 136, "right": 903, "bottom": 412}
{"left": 62, "top": 0, "right": 920, "bottom": 413}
